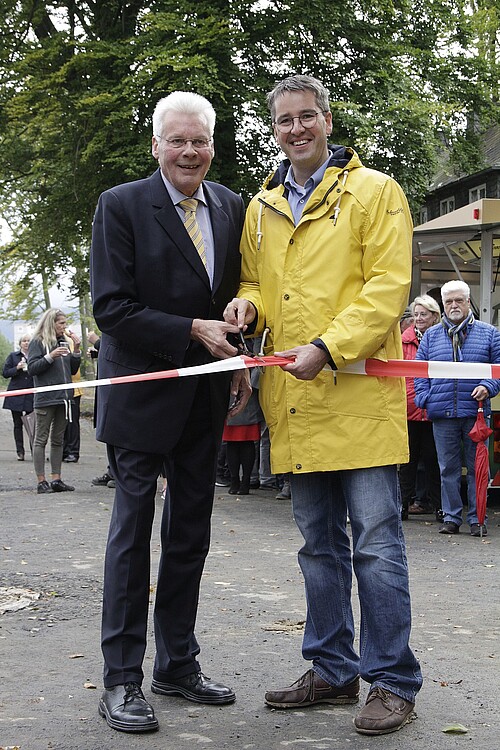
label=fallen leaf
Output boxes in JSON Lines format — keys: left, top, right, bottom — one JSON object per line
{"left": 83, "top": 682, "right": 97, "bottom": 689}
{"left": 442, "top": 723, "right": 469, "bottom": 734}
{"left": 69, "top": 653, "right": 84, "bottom": 659}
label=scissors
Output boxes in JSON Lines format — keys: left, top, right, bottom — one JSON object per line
{"left": 236, "top": 329, "right": 254, "bottom": 357}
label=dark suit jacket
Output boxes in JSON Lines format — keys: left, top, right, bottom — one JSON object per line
{"left": 90, "top": 168, "right": 245, "bottom": 454}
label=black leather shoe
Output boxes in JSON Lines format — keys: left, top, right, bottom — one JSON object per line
{"left": 98, "top": 683, "right": 159, "bottom": 733}
{"left": 151, "top": 672, "right": 235, "bottom": 705}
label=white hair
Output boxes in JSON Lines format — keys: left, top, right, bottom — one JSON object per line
{"left": 441, "top": 280, "right": 470, "bottom": 301}
{"left": 152, "top": 91, "right": 216, "bottom": 138}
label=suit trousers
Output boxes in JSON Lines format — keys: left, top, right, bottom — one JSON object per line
{"left": 101, "top": 378, "right": 220, "bottom": 687}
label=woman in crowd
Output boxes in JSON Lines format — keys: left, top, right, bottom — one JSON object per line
{"left": 27, "top": 308, "right": 81, "bottom": 494}
{"left": 2, "top": 334, "right": 34, "bottom": 460}
{"left": 223, "top": 367, "right": 263, "bottom": 495}
{"left": 400, "top": 294, "right": 442, "bottom": 520}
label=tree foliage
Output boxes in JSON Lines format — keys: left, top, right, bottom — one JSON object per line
{"left": 0, "top": 0, "right": 498, "bottom": 319}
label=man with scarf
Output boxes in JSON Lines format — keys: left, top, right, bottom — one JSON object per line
{"left": 414, "top": 280, "right": 500, "bottom": 536}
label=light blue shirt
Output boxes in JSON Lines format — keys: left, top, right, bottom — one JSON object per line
{"left": 284, "top": 155, "right": 331, "bottom": 225}
{"left": 160, "top": 174, "right": 215, "bottom": 287}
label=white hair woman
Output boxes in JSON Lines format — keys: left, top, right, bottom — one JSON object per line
{"left": 399, "top": 294, "right": 442, "bottom": 520}
{"left": 27, "top": 308, "right": 81, "bottom": 493}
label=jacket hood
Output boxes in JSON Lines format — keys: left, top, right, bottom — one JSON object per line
{"left": 262, "top": 144, "right": 361, "bottom": 190}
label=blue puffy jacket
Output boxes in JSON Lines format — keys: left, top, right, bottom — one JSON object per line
{"left": 414, "top": 320, "right": 500, "bottom": 419}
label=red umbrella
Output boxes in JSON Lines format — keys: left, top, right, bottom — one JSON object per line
{"left": 468, "top": 401, "right": 493, "bottom": 535}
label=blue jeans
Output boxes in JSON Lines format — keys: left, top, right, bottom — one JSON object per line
{"left": 290, "top": 466, "right": 422, "bottom": 703}
{"left": 432, "top": 418, "right": 483, "bottom": 527}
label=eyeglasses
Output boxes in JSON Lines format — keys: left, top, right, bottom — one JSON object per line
{"left": 155, "top": 136, "right": 212, "bottom": 150}
{"left": 274, "top": 110, "right": 329, "bottom": 133}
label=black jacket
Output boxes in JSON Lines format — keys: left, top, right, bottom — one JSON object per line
{"left": 2, "top": 350, "right": 34, "bottom": 412}
{"left": 90, "top": 169, "right": 245, "bottom": 454}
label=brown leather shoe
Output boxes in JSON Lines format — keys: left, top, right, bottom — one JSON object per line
{"left": 354, "top": 686, "right": 415, "bottom": 735}
{"left": 408, "top": 503, "right": 432, "bottom": 514}
{"left": 265, "top": 669, "right": 359, "bottom": 708}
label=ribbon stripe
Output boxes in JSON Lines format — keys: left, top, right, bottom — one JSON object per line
{"left": 1, "top": 356, "right": 500, "bottom": 400}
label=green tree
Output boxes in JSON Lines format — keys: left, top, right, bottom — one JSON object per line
{"left": 0, "top": 0, "right": 499, "bottom": 317}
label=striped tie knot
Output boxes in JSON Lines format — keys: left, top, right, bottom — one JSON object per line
{"left": 179, "top": 198, "right": 207, "bottom": 268}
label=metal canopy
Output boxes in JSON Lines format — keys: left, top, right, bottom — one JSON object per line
{"left": 412, "top": 199, "right": 500, "bottom": 322}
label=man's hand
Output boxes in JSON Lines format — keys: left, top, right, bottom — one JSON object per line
{"left": 227, "top": 369, "right": 252, "bottom": 417}
{"left": 223, "top": 298, "right": 256, "bottom": 329}
{"left": 471, "top": 385, "right": 489, "bottom": 402}
{"left": 275, "top": 343, "right": 329, "bottom": 381}
{"left": 191, "top": 319, "right": 241, "bottom": 359}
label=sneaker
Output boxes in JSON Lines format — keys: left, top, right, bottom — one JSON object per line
{"left": 265, "top": 669, "right": 359, "bottom": 708}
{"left": 470, "top": 523, "right": 487, "bottom": 537}
{"left": 438, "top": 522, "right": 459, "bottom": 535}
{"left": 107, "top": 479, "right": 116, "bottom": 488}
{"left": 92, "top": 472, "right": 113, "bottom": 486}
{"left": 37, "top": 480, "right": 53, "bottom": 494}
{"left": 51, "top": 479, "right": 75, "bottom": 492}
{"left": 215, "top": 476, "right": 230, "bottom": 487}
{"left": 62, "top": 454, "right": 78, "bottom": 463}
{"left": 354, "top": 687, "right": 415, "bottom": 735}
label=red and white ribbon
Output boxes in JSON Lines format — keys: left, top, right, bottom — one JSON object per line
{"left": 1, "top": 355, "right": 499, "bottom": 400}
{"left": 342, "top": 359, "right": 500, "bottom": 380}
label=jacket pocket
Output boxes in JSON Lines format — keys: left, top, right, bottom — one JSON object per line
{"left": 103, "top": 340, "right": 155, "bottom": 374}
{"left": 326, "top": 371, "right": 390, "bottom": 421}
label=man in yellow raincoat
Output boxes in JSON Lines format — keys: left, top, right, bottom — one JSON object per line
{"left": 224, "top": 75, "right": 422, "bottom": 736}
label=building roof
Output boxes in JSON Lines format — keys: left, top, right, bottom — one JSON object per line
{"left": 428, "top": 124, "right": 500, "bottom": 193}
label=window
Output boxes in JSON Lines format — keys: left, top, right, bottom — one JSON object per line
{"left": 440, "top": 197, "right": 455, "bottom": 215}
{"left": 469, "top": 184, "right": 486, "bottom": 202}
{"left": 415, "top": 207, "right": 428, "bottom": 225}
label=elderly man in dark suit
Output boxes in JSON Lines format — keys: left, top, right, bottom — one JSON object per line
{"left": 90, "top": 91, "right": 250, "bottom": 734}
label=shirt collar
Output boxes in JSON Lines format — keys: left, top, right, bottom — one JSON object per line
{"left": 284, "top": 154, "right": 331, "bottom": 195}
{"left": 160, "top": 172, "right": 207, "bottom": 206}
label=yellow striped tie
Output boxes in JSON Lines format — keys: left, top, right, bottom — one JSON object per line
{"left": 179, "top": 198, "right": 207, "bottom": 268}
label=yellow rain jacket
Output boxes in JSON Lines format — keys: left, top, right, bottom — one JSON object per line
{"left": 238, "top": 147, "right": 411, "bottom": 474}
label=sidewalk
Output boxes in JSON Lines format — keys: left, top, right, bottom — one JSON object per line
{"left": 1, "top": 404, "right": 499, "bottom": 750}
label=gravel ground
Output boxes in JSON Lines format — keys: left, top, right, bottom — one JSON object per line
{"left": 1, "top": 404, "right": 499, "bottom": 750}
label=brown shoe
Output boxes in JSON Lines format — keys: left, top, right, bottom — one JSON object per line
{"left": 265, "top": 669, "right": 359, "bottom": 708}
{"left": 408, "top": 503, "right": 432, "bottom": 514}
{"left": 354, "top": 687, "right": 415, "bottom": 735}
